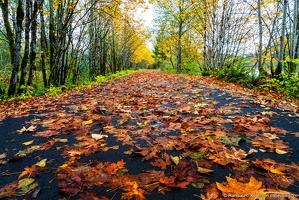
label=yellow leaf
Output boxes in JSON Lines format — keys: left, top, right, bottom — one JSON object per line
{"left": 197, "top": 167, "right": 213, "bottom": 173}
{"left": 22, "top": 140, "right": 34, "bottom": 146}
{"left": 83, "top": 120, "right": 93, "bottom": 125}
{"left": 58, "top": 138, "right": 68, "bottom": 143}
{"left": 18, "top": 178, "right": 35, "bottom": 189}
{"left": 18, "top": 178, "right": 38, "bottom": 195}
{"left": 81, "top": 105, "right": 88, "bottom": 110}
{"left": 170, "top": 155, "right": 180, "bottom": 165}
{"left": 35, "top": 159, "right": 47, "bottom": 167}
{"left": 60, "top": 163, "right": 68, "bottom": 168}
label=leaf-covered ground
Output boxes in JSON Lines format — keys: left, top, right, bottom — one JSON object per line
{"left": 0, "top": 70, "right": 299, "bottom": 199}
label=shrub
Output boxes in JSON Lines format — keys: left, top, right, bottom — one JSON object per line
{"left": 259, "top": 74, "right": 299, "bottom": 99}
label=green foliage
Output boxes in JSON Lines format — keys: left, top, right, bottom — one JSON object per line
{"left": 201, "top": 69, "right": 213, "bottom": 77}
{"left": 206, "top": 57, "right": 263, "bottom": 88}
{"left": 158, "top": 63, "right": 176, "bottom": 73}
{"left": 216, "top": 64, "right": 248, "bottom": 83}
{"left": 95, "top": 69, "right": 139, "bottom": 83}
{"left": 181, "top": 61, "right": 201, "bottom": 75}
{"left": 259, "top": 74, "right": 299, "bottom": 98}
{"left": 283, "top": 57, "right": 299, "bottom": 65}
{"left": 0, "top": 69, "right": 140, "bottom": 101}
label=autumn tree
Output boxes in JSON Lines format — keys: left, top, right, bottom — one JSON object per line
{"left": 0, "top": 0, "right": 155, "bottom": 96}
{"left": 0, "top": 0, "right": 24, "bottom": 96}
{"left": 154, "top": 0, "right": 196, "bottom": 73}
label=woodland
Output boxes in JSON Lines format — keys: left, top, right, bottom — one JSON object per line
{"left": 1, "top": 0, "right": 299, "bottom": 199}
{"left": 0, "top": 0, "right": 298, "bottom": 99}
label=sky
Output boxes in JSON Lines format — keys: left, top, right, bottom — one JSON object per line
{"left": 138, "top": 2, "right": 155, "bottom": 50}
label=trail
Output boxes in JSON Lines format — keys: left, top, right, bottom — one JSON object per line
{"left": 0, "top": 70, "right": 298, "bottom": 199}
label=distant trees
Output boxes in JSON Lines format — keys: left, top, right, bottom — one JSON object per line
{"left": 0, "top": 0, "right": 154, "bottom": 96}
{"left": 153, "top": 0, "right": 299, "bottom": 77}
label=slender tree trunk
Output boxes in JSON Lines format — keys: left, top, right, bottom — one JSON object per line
{"left": 27, "top": 0, "right": 40, "bottom": 86}
{"left": 288, "top": 0, "right": 298, "bottom": 73}
{"left": 176, "top": 35, "right": 182, "bottom": 73}
{"left": 176, "top": 3, "right": 183, "bottom": 73}
{"left": 257, "top": 0, "right": 264, "bottom": 76}
{"left": 40, "top": 2, "right": 47, "bottom": 87}
{"left": 275, "top": 0, "right": 288, "bottom": 76}
{"left": 111, "top": 25, "right": 117, "bottom": 73}
{"left": 203, "top": 0, "right": 208, "bottom": 70}
{"left": 48, "top": 0, "right": 55, "bottom": 86}
{"left": 19, "top": 0, "right": 31, "bottom": 93}
{"left": 8, "top": 0, "right": 24, "bottom": 96}
{"left": 0, "top": 0, "right": 15, "bottom": 66}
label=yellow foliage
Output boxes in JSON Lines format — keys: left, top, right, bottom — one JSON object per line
{"left": 132, "top": 43, "right": 155, "bottom": 65}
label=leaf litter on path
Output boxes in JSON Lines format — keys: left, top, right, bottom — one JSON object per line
{"left": 0, "top": 70, "right": 299, "bottom": 199}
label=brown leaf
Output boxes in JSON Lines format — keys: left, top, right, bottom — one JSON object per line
{"left": 160, "top": 176, "right": 189, "bottom": 188}
{"left": 150, "top": 159, "right": 167, "bottom": 169}
{"left": 207, "top": 147, "right": 248, "bottom": 166}
{"left": 252, "top": 158, "right": 286, "bottom": 174}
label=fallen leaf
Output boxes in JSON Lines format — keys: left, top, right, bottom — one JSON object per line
{"left": 0, "top": 153, "right": 7, "bottom": 159}
{"left": 160, "top": 176, "right": 189, "bottom": 188}
{"left": 17, "top": 125, "right": 37, "bottom": 134}
{"left": 216, "top": 176, "right": 267, "bottom": 199}
{"left": 56, "top": 138, "right": 68, "bottom": 143}
{"left": 197, "top": 167, "right": 213, "bottom": 174}
{"left": 275, "top": 149, "right": 288, "bottom": 154}
{"left": 81, "top": 105, "right": 89, "bottom": 110}
{"left": 83, "top": 120, "right": 93, "bottom": 125}
{"left": 91, "top": 134, "right": 108, "bottom": 141}
{"left": 252, "top": 158, "right": 286, "bottom": 174}
{"left": 18, "top": 178, "right": 35, "bottom": 188}
{"left": 170, "top": 155, "right": 180, "bottom": 165}
{"left": 22, "top": 140, "right": 34, "bottom": 146}
{"left": 150, "top": 159, "right": 167, "bottom": 169}
{"left": 35, "top": 159, "right": 47, "bottom": 167}
{"left": 121, "top": 181, "right": 146, "bottom": 200}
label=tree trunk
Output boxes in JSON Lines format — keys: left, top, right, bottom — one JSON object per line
{"left": 8, "top": 0, "right": 24, "bottom": 96}
{"left": 203, "top": 0, "right": 208, "bottom": 70}
{"left": 19, "top": 0, "right": 31, "bottom": 93}
{"left": 0, "top": 0, "right": 15, "bottom": 66}
{"left": 111, "top": 25, "right": 117, "bottom": 73}
{"left": 176, "top": 3, "right": 183, "bottom": 73}
{"left": 288, "top": 0, "right": 298, "bottom": 73}
{"left": 40, "top": 2, "right": 47, "bottom": 87}
{"left": 48, "top": 0, "right": 56, "bottom": 86}
{"left": 275, "top": 0, "right": 288, "bottom": 76}
{"left": 257, "top": 0, "right": 265, "bottom": 77}
{"left": 176, "top": 35, "right": 182, "bottom": 73}
{"left": 27, "top": 0, "right": 40, "bottom": 86}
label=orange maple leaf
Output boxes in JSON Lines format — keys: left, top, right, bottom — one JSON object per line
{"left": 105, "top": 160, "right": 126, "bottom": 174}
{"left": 216, "top": 176, "right": 267, "bottom": 200}
{"left": 121, "top": 181, "right": 146, "bottom": 200}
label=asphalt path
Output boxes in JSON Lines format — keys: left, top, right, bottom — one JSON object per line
{"left": 0, "top": 70, "right": 298, "bottom": 199}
